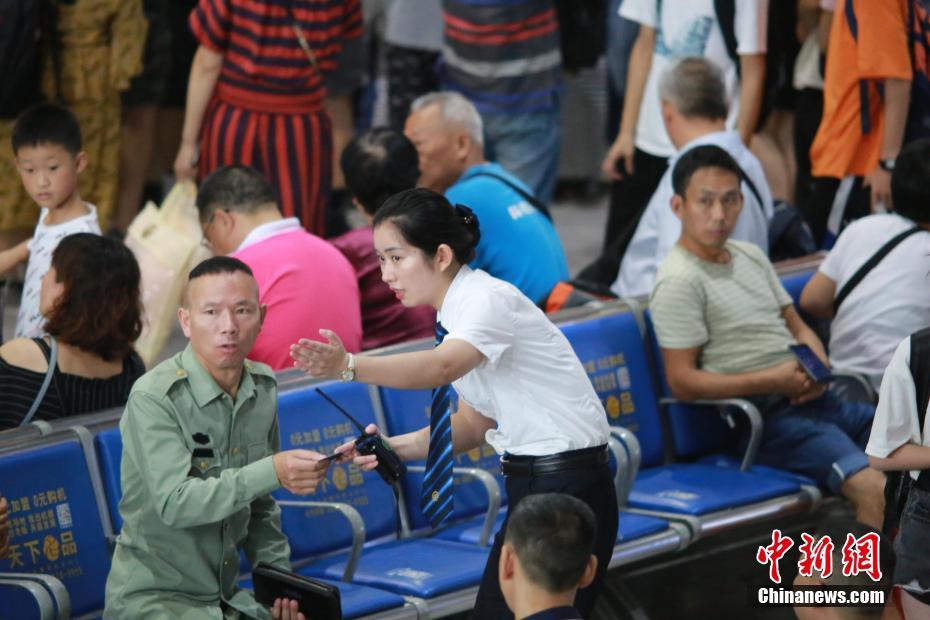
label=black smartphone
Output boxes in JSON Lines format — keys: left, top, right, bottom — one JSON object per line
{"left": 789, "top": 344, "right": 833, "bottom": 383}
{"left": 252, "top": 563, "right": 341, "bottom": 619}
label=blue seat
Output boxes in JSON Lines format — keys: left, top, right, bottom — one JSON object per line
{"left": 305, "top": 538, "right": 488, "bottom": 598}
{"left": 95, "top": 427, "right": 123, "bottom": 532}
{"left": 780, "top": 269, "right": 816, "bottom": 308}
{"left": 0, "top": 437, "right": 113, "bottom": 616}
{"left": 0, "top": 578, "right": 55, "bottom": 620}
{"left": 275, "top": 381, "right": 490, "bottom": 610}
{"left": 561, "top": 307, "right": 814, "bottom": 539}
{"left": 378, "top": 386, "right": 505, "bottom": 544}
{"left": 615, "top": 513, "right": 669, "bottom": 542}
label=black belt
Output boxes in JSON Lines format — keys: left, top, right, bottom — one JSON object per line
{"left": 500, "top": 445, "right": 609, "bottom": 477}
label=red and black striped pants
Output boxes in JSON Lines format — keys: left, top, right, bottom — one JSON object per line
{"left": 198, "top": 97, "right": 333, "bottom": 235}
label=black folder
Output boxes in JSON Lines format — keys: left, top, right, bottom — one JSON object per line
{"left": 252, "top": 563, "right": 342, "bottom": 619}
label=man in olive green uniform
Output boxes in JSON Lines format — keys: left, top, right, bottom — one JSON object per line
{"left": 105, "top": 257, "right": 327, "bottom": 619}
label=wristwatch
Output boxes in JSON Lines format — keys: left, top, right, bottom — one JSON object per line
{"left": 878, "top": 158, "right": 896, "bottom": 173}
{"left": 340, "top": 353, "right": 356, "bottom": 382}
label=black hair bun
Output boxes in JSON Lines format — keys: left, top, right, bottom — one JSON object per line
{"left": 453, "top": 203, "right": 481, "bottom": 248}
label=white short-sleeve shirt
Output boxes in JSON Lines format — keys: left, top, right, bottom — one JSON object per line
{"left": 819, "top": 214, "right": 930, "bottom": 390}
{"left": 15, "top": 204, "right": 102, "bottom": 338}
{"left": 438, "top": 266, "right": 610, "bottom": 456}
{"left": 612, "top": 130, "right": 773, "bottom": 299}
{"left": 619, "top": 0, "right": 768, "bottom": 157}
{"left": 866, "top": 337, "right": 930, "bottom": 481}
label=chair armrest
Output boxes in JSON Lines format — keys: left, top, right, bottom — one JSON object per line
{"left": 660, "top": 398, "right": 763, "bottom": 472}
{"left": 407, "top": 465, "right": 503, "bottom": 546}
{"left": 0, "top": 576, "right": 56, "bottom": 620}
{"left": 2, "top": 572, "right": 70, "bottom": 620}
{"left": 276, "top": 500, "right": 365, "bottom": 582}
{"left": 607, "top": 427, "right": 640, "bottom": 507}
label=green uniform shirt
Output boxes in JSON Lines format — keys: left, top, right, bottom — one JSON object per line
{"left": 104, "top": 345, "right": 289, "bottom": 620}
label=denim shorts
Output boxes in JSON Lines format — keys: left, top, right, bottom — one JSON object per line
{"left": 747, "top": 390, "right": 874, "bottom": 493}
{"left": 894, "top": 486, "right": 930, "bottom": 603}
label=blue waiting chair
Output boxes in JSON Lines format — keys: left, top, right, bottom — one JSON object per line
{"left": 0, "top": 431, "right": 114, "bottom": 617}
{"left": 274, "top": 380, "right": 492, "bottom": 618}
{"left": 559, "top": 303, "right": 816, "bottom": 541}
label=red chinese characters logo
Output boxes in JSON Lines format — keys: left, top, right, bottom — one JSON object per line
{"left": 757, "top": 529, "right": 794, "bottom": 583}
{"left": 797, "top": 532, "right": 834, "bottom": 578}
{"left": 757, "top": 530, "right": 883, "bottom": 583}
{"left": 841, "top": 532, "right": 882, "bottom": 582}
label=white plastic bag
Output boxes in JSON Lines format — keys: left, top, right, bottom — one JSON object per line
{"left": 124, "top": 181, "right": 210, "bottom": 366}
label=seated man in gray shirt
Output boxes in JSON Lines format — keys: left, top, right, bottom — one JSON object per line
{"left": 649, "top": 145, "right": 885, "bottom": 528}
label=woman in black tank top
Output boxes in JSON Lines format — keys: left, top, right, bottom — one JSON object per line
{"left": 0, "top": 234, "right": 145, "bottom": 429}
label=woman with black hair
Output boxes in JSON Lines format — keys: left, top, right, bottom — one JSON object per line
{"left": 290, "top": 188, "right": 618, "bottom": 618}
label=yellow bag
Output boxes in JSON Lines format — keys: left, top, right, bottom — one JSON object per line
{"left": 124, "top": 181, "right": 210, "bottom": 367}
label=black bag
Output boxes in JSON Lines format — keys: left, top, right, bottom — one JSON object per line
{"left": 767, "top": 200, "right": 818, "bottom": 261}
{"left": 882, "top": 327, "right": 930, "bottom": 538}
{"left": 554, "top": 0, "right": 607, "bottom": 71}
{"left": 0, "top": 0, "right": 45, "bottom": 118}
{"left": 733, "top": 165, "right": 817, "bottom": 261}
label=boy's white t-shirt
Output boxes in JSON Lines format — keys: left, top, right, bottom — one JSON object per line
{"left": 867, "top": 337, "right": 930, "bottom": 481}
{"left": 15, "top": 204, "right": 102, "bottom": 338}
{"left": 619, "top": 0, "right": 768, "bottom": 158}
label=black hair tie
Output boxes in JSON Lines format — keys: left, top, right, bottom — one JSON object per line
{"left": 453, "top": 204, "right": 476, "bottom": 226}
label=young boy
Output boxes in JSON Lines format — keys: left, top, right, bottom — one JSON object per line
{"left": 11, "top": 103, "right": 101, "bottom": 338}
{"left": 866, "top": 334, "right": 930, "bottom": 617}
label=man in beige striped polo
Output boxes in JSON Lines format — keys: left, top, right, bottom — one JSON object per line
{"left": 649, "top": 144, "right": 885, "bottom": 529}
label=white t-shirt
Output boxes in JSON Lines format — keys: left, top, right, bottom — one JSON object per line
{"left": 820, "top": 214, "right": 930, "bottom": 390}
{"left": 619, "top": 0, "right": 768, "bottom": 157}
{"left": 866, "top": 337, "right": 930, "bottom": 481}
{"left": 439, "top": 266, "right": 610, "bottom": 456}
{"left": 15, "top": 204, "right": 102, "bottom": 338}
{"left": 612, "top": 130, "right": 773, "bottom": 299}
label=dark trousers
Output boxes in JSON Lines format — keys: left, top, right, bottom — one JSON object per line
{"left": 578, "top": 148, "right": 667, "bottom": 286}
{"left": 799, "top": 176, "right": 871, "bottom": 247}
{"left": 471, "top": 462, "right": 619, "bottom": 619}
{"left": 793, "top": 88, "right": 824, "bottom": 210}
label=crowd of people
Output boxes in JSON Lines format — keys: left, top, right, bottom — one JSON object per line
{"left": 2, "top": 0, "right": 930, "bottom": 618}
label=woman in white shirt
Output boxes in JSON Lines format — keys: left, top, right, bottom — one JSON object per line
{"left": 290, "top": 188, "right": 617, "bottom": 619}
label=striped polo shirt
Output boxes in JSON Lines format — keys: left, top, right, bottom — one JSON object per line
{"left": 650, "top": 241, "right": 797, "bottom": 375}
{"left": 190, "top": 0, "right": 362, "bottom": 113}
{"left": 441, "top": 0, "right": 562, "bottom": 113}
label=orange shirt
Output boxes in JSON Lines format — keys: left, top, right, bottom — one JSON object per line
{"left": 811, "top": 0, "right": 912, "bottom": 179}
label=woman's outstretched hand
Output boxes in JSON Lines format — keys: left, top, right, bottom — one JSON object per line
{"left": 290, "top": 330, "right": 348, "bottom": 378}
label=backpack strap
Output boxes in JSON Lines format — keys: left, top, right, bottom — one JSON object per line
{"left": 844, "top": 0, "right": 885, "bottom": 134}
{"left": 466, "top": 171, "right": 553, "bottom": 221}
{"left": 713, "top": 0, "right": 741, "bottom": 77}
{"left": 738, "top": 169, "right": 764, "bottom": 217}
{"left": 20, "top": 336, "right": 58, "bottom": 427}
{"left": 909, "top": 328, "right": 930, "bottom": 489}
{"left": 833, "top": 226, "right": 924, "bottom": 314}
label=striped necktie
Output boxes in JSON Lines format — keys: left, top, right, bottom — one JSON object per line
{"left": 420, "top": 321, "right": 454, "bottom": 527}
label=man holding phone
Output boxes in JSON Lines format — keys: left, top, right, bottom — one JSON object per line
{"left": 649, "top": 145, "right": 885, "bottom": 529}
{"left": 104, "top": 257, "right": 328, "bottom": 619}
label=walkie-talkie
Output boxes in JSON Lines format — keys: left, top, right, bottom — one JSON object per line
{"left": 314, "top": 388, "right": 407, "bottom": 484}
